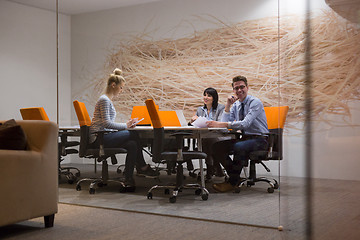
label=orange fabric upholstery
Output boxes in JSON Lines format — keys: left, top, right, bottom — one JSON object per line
{"left": 145, "top": 99, "right": 183, "bottom": 127}
{"left": 20, "top": 107, "right": 50, "bottom": 121}
{"left": 73, "top": 100, "right": 92, "bottom": 126}
{"left": 264, "top": 106, "right": 289, "bottom": 130}
{"left": 158, "top": 111, "right": 181, "bottom": 127}
{"left": 145, "top": 99, "right": 163, "bottom": 128}
{"left": 130, "top": 105, "right": 158, "bottom": 126}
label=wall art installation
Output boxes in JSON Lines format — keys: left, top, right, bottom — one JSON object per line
{"left": 80, "top": 10, "right": 360, "bottom": 126}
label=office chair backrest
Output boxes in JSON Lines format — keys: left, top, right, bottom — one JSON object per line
{"left": 263, "top": 106, "right": 289, "bottom": 160}
{"left": 131, "top": 105, "right": 158, "bottom": 126}
{"left": 78, "top": 125, "right": 91, "bottom": 157}
{"left": 158, "top": 111, "right": 181, "bottom": 127}
{"left": 73, "top": 100, "right": 92, "bottom": 126}
{"left": 20, "top": 107, "right": 50, "bottom": 121}
{"left": 145, "top": 99, "right": 166, "bottom": 163}
{"left": 264, "top": 106, "right": 289, "bottom": 130}
{"left": 145, "top": 99, "right": 164, "bottom": 129}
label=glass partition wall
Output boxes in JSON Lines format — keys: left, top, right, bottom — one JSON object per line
{"left": 56, "top": 0, "right": 360, "bottom": 238}
{"left": 61, "top": 0, "right": 285, "bottom": 229}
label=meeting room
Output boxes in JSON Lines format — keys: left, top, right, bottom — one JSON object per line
{"left": 1, "top": 0, "right": 359, "bottom": 239}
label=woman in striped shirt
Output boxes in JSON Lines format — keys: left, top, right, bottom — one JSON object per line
{"left": 90, "top": 68, "right": 158, "bottom": 191}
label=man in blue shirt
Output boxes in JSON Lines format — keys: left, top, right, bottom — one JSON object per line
{"left": 206, "top": 76, "right": 269, "bottom": 192}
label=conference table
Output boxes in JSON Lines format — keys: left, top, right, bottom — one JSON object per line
{"left": 129, "top": 126, "right": 231, "bottom": 191}
{"left": 59, "top": 125, "right": 232, "bottom": 194}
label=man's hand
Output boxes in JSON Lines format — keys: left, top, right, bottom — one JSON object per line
{"left": 206, "top": 121, "right": 228, "bottom": 128}
{"left": 225, "top": 95, "right": 238, "bottom": 112}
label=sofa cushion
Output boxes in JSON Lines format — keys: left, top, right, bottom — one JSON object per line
{"left": 0, "top": 119, "right": 27, "bottom": 150}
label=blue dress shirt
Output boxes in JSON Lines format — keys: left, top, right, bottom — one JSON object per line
{"left": 221, "top": 95, "right": 269, "bottom": 136}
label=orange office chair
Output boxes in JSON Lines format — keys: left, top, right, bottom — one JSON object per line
{"left": 235, "top": 106, "right": 289, "bottom": 193}
{"left": 145, "top": 99, "right": 209, "bottom": 203}
{"left": 20, "top": 107, "right": 80, "bottom": 184}
{"left": 131, "top": 105, "right": 158, "bottom": 126}
{"left": 73, "top": 100, "right": 128, "bottom": 194}
{"left": 20, "top": 107, "right": 50, "bottom": 121}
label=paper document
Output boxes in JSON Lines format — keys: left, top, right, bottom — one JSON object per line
{"left": 192, "top": 116, "right": 208, "bottom": 128}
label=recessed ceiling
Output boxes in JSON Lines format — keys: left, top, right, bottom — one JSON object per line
{"left": 8, "top": 0, "right": 162, "bottom": 15}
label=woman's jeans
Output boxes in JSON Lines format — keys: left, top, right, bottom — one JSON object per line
{"left": 93, "top": 130, "right": 146, "bottom": 180}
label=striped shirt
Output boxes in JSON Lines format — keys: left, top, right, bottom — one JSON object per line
{"left": 90, "top": 94, "right": 126, "bottom": 142}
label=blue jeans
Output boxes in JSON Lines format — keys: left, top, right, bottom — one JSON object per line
{"left": 212, "top": 137, "right": 268, "bottom": 185}
{"left": 93, "top": 130, "right": 146, "bottom": 180}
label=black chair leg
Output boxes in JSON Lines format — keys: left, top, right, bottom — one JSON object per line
{"left": 44, "top": 214, "right": 55, "bottom": 228}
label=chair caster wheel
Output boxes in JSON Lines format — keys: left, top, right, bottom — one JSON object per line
{"left": 147, "top": 192, "right": 153, "bottom": 199}
{"left": 234, "top": 187, "right": 241, "bottom": 193}
{"left": 66, "top": 173, "right": 76, "bottom": 184}
{"left": 125, "top": 186, "right": 136, "bottom": 192}
{"left": 189, "top": 171, "right": 197, "bottom": 178}
{"left": 169, "top": 196, "right": 176, "bottom": 203}
{"left": 117, "top": 168, "right": 122, "bottom": 174}
{"left": 201, "top": 194, "right": 208, "bottom": 201}
{"left": 76, "top": 185, "right": 81, "bottom": 191}
{"left": 267, "top": 187, "right": 274, "bottom": 193}
{"left": 89, "top": 188, "right": 96, "bottom": 194}
{"left": 195, "top": 189, "right": 201, "bottom": 195}
{"left": 274, "top": 183, "right": 279, "bottom": 189}
{"left": 119, "top": 185, "right": 126, "bottom": 193}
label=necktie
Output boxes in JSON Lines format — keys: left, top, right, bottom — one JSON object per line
{"left": 239, "top": 103, "right": 245, "bottom": 136}
{"left": 239, "top": 103, "right": 245, "bottom": 121}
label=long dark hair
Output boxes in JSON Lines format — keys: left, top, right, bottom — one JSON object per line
{"left": 203, "top": 87, "right": 219, "bottom": 110}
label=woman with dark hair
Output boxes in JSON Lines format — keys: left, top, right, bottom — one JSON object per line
{"left": 189, "top": 87, "right": 226, "bottom": 180}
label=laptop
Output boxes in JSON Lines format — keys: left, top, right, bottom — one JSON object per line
{"left": 175, "top": 110, "right": 188, "bottom": 127}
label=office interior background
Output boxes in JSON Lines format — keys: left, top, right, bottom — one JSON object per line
{"left": 1, "top": 0, "right": 359, "bottom": 234}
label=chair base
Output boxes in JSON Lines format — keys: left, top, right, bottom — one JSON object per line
{"left": 59, "top": 166, "right": 80, "bottom": 184}
{"left": 75, "top": 160, "right": 126, "bottom": 194}
{"left": 235, "top": 177, "right": 279, "bottom": 193}
{"left": 76, "top": 177, "right": 127, "bottom": 194}
{"left": 234, "top": 161, "right": 279, "bottom": 193}
{"left": 147, "top": 183, "right": 209, "bottom": 203}
{"left": 146, "top": 163, "right": 209, "bottom": 203}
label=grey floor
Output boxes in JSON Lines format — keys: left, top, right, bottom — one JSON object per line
{"left": 59, "top": 163, "right": 291, "bottom": 228}
{"left": 1, "top": 163, "right": 360, "bottom": 240}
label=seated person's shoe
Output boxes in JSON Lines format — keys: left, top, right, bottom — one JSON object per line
{"left": 136, "top": 164, "right": 160, "bottom": 177}
{"left": 212, "top": 182, "right": 235, "bottom": 193}
{"left": 121, "top": 177, "right": 136, "bottom": 192}
{"left": 214, "top": 164, "right": 225, "bottom": 177}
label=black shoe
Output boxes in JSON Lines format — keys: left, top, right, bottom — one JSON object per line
{"left": 214, "top": 165, "right": 225, "bottom": 177}
{"left": 136, "top": 164, "right": 160, "bottom": 177}
{"left": 204, "top": 165, "right": 214, "bottom": 181}
{"left": 123, "top": 177, "right": 136, "bottom": 192}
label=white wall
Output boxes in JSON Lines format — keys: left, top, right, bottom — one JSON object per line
{"left": 0, "top": 0, "right": 71, "bottom": 125}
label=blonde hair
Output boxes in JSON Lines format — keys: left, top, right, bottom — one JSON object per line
{"left": 106, "top": 68, "right": 125, "bottom": 93}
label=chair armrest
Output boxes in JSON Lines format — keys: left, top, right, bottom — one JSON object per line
{"left": 92, "top": 129, "right": 118, "bottom": 157}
